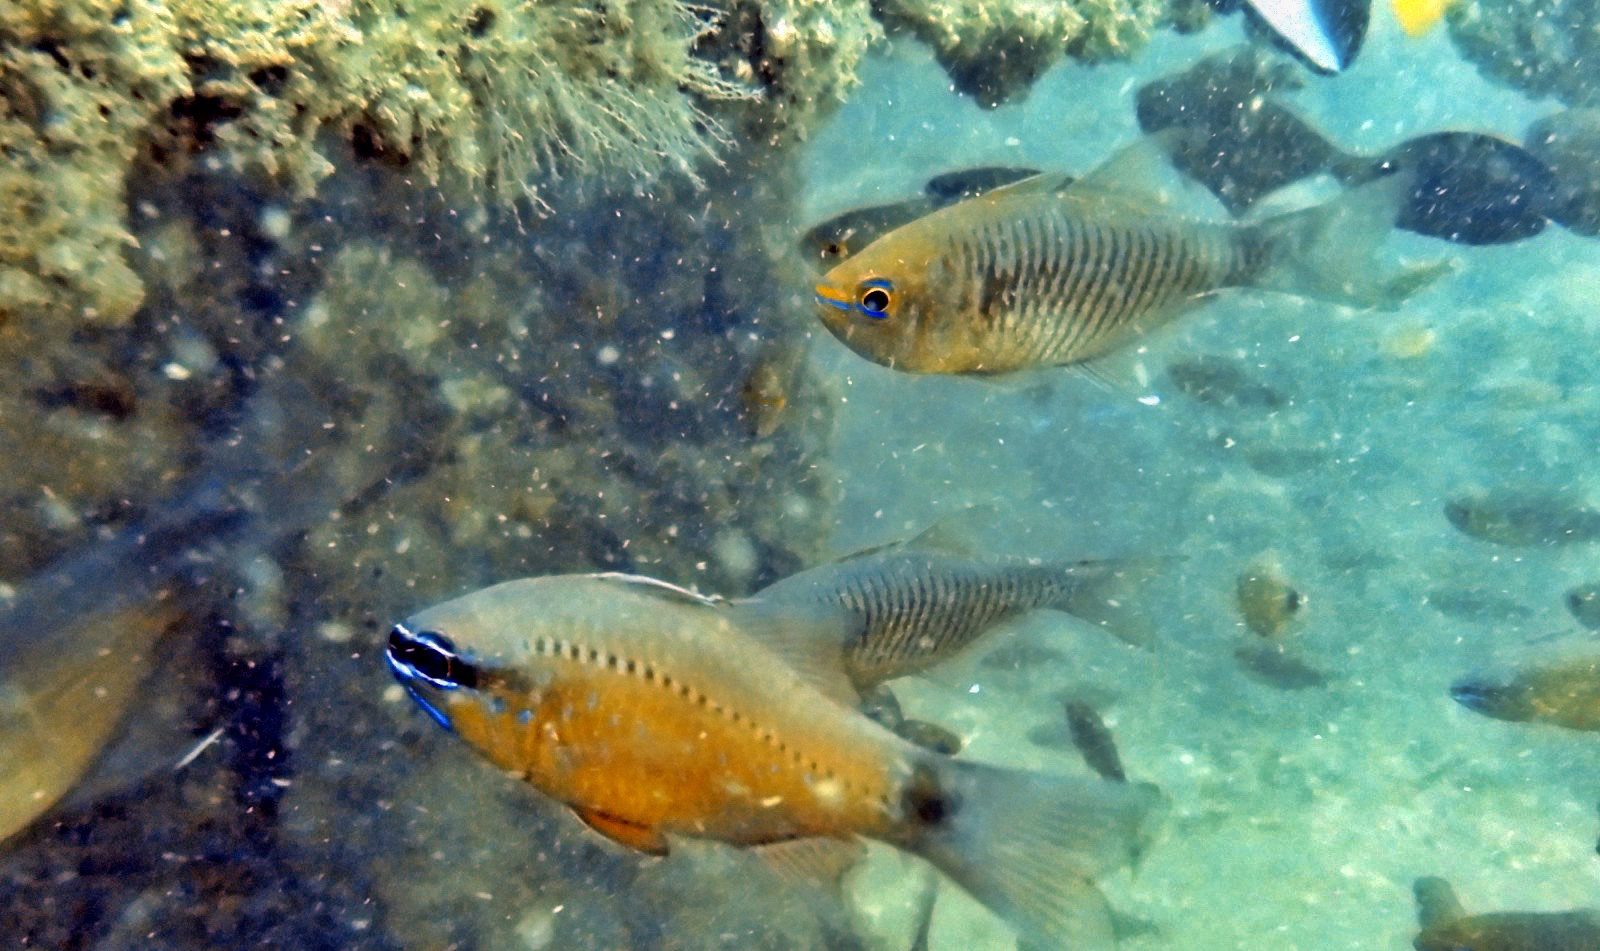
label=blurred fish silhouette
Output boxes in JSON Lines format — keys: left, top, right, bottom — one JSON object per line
{"left": 1449, "top": 640, "right": 1600, "bottom": 732}
{"left": 0, "top": 377, "right": 403, "bottom": 844}
{"left": 1413, "top": 876, "right": 1600, "bottom": 950}
{"left": 810, "top": 136, "right": 1444, "bottom": 376}
{"left": 1524, "top": 108, "right": 1600, "bottom": 237}
{"left": 388, "top": 573, "right": 1165, "bottom": 948}
{"left": 1444, "top": 490, "right": 1600, "bottom": 547}
{"left": 1137, "top": 47, "right": 1569, "bottom": 245}
{"left": 1218, "top": 0, "right": 1370, "bottom": 73}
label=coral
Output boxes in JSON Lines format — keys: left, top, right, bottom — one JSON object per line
{"left": 875, "top": 0, "right": 1167, "bottom": 107}
{"left": 1447, "top": 0, "right": 1600, "bottom": 108}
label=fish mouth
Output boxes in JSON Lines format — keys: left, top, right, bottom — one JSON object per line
{"left": 814, "top": 284, "right": 854, "bottom": 313}
{"left": 386, "top": 622, "right": 456, "bottom": 732}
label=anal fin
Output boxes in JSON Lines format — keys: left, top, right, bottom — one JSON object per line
{"left": 751, "top": 836, "right": 866, "bottom": 888}
{"left": 574, "top": 807, "right": 669, "bottom": 855}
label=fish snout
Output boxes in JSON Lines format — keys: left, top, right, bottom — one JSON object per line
{"left": 1447, "top": 678, "right": 1500, "bottom": 715}
{"left": 814, "top": 283, "right": 854, "bottom": 314}
{"left": 387, "top": 622, "right": 481, "bottom": 731}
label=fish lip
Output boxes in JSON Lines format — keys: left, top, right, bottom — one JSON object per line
{"left": 386, "top": 621, "right": 457, "bottom": 732}
{"left": 814, "top": 284, "right": 854, "bottom": 312}
{"left": 1447, "top": 679, "right": 1498, "bottom": 714}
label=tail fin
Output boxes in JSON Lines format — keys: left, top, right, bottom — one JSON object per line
{"left": 909, "top": 760, "right": 1165, "bottom": 947}
{"left": 1251, "top": 173, "right": 1452, "bottom": 309}
{"left": 1053, "top": 557, "right": 1174, "bottom": 649}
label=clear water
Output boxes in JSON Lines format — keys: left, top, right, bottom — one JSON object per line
{"left": 2, "top": 5, "right": 1597, "bottom": 950}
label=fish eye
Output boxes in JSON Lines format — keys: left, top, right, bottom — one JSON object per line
{"left": 857, "top": 280, "right": 893, "bottom": 319}
{"left": 387, "top": 624, "right": 479, "bottom": 691}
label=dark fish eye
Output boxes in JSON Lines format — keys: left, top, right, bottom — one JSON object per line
{"left": 387, "top": 624, "right": 479, "bottom": 691}
{"left": 857, "top": 280, "right": 893, "bottom": 319}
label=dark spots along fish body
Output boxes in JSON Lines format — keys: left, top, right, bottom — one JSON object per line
{"left": 1413, "top": 877, "right": 1600, "bottom": 951}
{"left": 1567, "top": 583, "right": 1600, "bottom": 630}
{"left": 1444, "top": 492, "right": 1600, "bottom": 546}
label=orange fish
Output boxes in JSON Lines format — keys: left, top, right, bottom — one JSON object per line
{"left": 388, "top": 572, "right": 1163, "bottom": 946}
{"left": 811, "top": 138, "right": 1445, "bottom": 375}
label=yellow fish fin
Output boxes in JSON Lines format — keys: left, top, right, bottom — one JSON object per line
{"left": 574, "top": 807, "right": 669, "bottom": 854}
{"left": 1393, "top": 0, "right": 1454, "bottom": 36}
{"left": 750, "top": 836, "right": 866, "bottom": 888}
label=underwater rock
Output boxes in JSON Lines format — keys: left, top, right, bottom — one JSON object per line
{"left": 874, "top": 0, "right": 1167, "bottom": 107}
{"left": 0, "top": 0, "right": 871, "bottom": 332}
{"left": 1444, "top": 491, "right": 1600, "bottom": 547}
{"left": 1412, "top": 876, "right": 1600, "bottom": 950}
{"left": 1450, "top": 642, "right": 1600, "bottom": 732}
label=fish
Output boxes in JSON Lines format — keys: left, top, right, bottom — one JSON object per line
{"left": 1444, "top": 491, "right": 1600, "bottom": 547}
{"left": 811, "top": 137, "right": 1442, "bottom": 376}
{"left": 1413, "top": 876, "right": 1600, "bottom": 950}
{"left": 1423, "top": 585, "right": 1534, "bottom": 622}
{"left": 1166, "top": 355, "right": 1287, "bottom": 410}
{"left": 1449, "top": 641, "right": 1600, "bottom": 732}
{"left": 1523, "top": 109, "right": 1600, "bottom": 237}
{"left": 1567, "top": 583, "right": 1600, "bottom": 631}
{"left": 1233, "top": 642, "right": 1329, "bottom": 690}
{"left": 0, "top": 376, "right": 406, "bottom": 844}
{"left": 1138, "top": 47, "right": 1565, "bottom": 245}
{"left": 799, "top": 166, "right": 1042, "bottom": 273}
{"left": 1235, "top": 553, "right": 1306, "bottom": 639}
{"left": 1238, "top": 0, "right": 1369, "bottom": 73}
{"left": 1391, "top": 0, "right": 1457, "bottom": 35}
{"left": 744, "top": 530, "right": 1159, "bottom": 687}
{"left": 386, "top": 573, "right": 1164, "bottom": 948}
{"left": 1064, "top": 700, "right": 1128, "bottom": 783}
{"left": 858, "top": 683, "right": 965, "bottom": 755}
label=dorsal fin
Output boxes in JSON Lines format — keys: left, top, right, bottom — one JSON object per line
{"left": 584, "top": 572, "right": 727, "bottom": 607}
{"left": 834, "top": 504, "right": 999, "bottom": 562}
{"left": 1066, "top": 132, "right": 1224, "bottom": 219}
{"left": 725, "top": 600, "right": 859, "bottom": 706}
{"left": 1413, "top": 877, "right": 1466, "bottom": 929}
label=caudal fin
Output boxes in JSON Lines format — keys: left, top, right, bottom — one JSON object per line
{"left": 1252, "top": 173, "right": 1452, "bottom": 309}
{"left": 1053, "top": 557, "right": 1176, "bottom": 649}
{"left": 909, "top": 760, "right": 1165, "bottom": 948}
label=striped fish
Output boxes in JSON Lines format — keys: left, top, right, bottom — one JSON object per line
{"left": 811, "top": 138, "right": 1445, "bottom": 375}
{"left": 746, "top": 546, "right": 1155, "bottom": 687}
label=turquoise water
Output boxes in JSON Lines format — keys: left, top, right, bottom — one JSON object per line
{"left": 807, "top": 25, "right": 1600, "bottom": 951}
{"left": 2, "top": 4, "right": 1598, "bottom": 949}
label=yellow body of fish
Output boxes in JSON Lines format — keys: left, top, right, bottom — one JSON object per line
{"left": 0, "top": 601, "right": 183, "bottom": 843}
{"left": 389, "top": 572, "right": 1161, "bottom": 946}
{"left": 1392, "top": 0, "right": 1455, "bottom": 37}
{"left": 811, "top": 142, "right": 1434, "bottom": 375}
